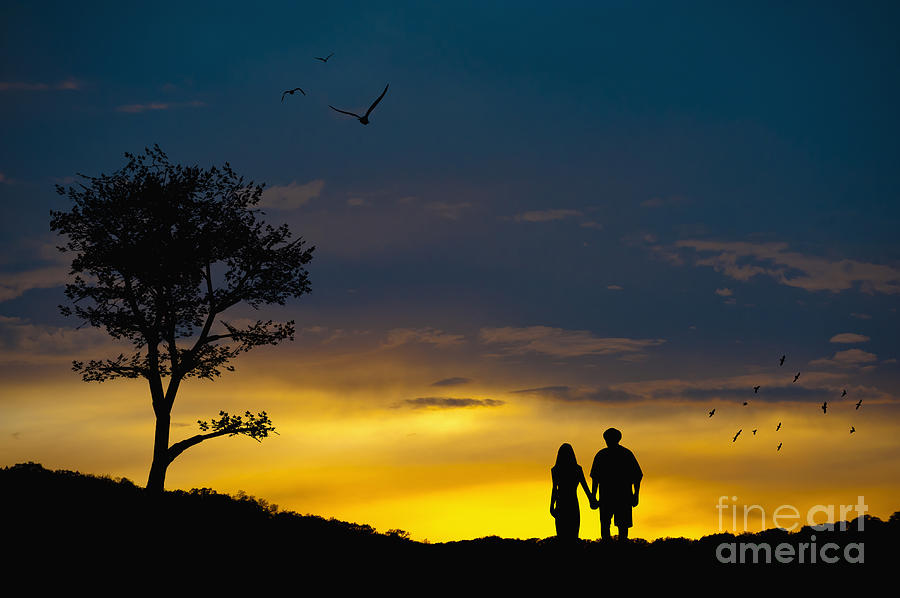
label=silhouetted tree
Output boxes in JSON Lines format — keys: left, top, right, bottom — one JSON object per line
{"left": 50, "top": 145, "right": 314, "bottom": 493}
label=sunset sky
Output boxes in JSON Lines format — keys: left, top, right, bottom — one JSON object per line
{"left": 2, "top": 1, "right": 899, "bottom": 542}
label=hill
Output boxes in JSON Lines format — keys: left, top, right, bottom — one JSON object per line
{"left": 3, "top": 462, "right": 897, "bottom": 587}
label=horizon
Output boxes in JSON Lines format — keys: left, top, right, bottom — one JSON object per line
{"left": 2, "top": 1, "right": 899, "bottom": 544}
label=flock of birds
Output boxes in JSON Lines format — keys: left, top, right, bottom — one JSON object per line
{"left": 708, "top": 353, "right": 863, "bottom": 452}
{"left": 280, "top": 52, "right": 390, "bottom": 125}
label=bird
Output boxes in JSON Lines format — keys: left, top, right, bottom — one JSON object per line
{"left": 708, "top": 409, "right": 716, "bottom": 417}
{"left": 329, "top": 83, "right": 389, "bottom": 125}
{"left": 777, "top": 442, "right": 782, "bottom": 451}
{"left": 753, "top": 385, "right": 760, "bottom": 393}
{"left": 776, "top": 422, "right": 782, "bottom": 431}
{"left": 779, "top": 355, "right": 786, "bottom": 366}
{"left": 743, "top": 401, "right": 749, "bottom": 406}
{"left": 281, "top": 87, "right": 306, "bottom": 102}
{"left": 841, "top": 389, "right": 847, "bottom": 398}
{"left": 314, "top": 52, "right": 334, "bottom": 63}
{"left": 855, "top": 399, "right": 862, "bottom": 410}
{"left": 752, "top": 429, "right": 758, "bottom": 435}
{"left": 793, "top": 371, "right": 800, "bottom": 383}
{"left": 850, "top": 426, "right": 856, "bottom": 434}
{"left": 733, "top": 429, "right": 742, "bottom": 442}
{"left": 822, "top": 401, "right": 827, "bottom": 414}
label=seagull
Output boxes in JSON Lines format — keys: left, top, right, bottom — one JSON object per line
{"left": 855, "top": 399, "right": 862, "bottom": 410}
{"left": 708, "top": 408, "right": 716, "bottom": 417}
{"left": 733, "top": 429, "right": 742, "bottom": 442}
{"left": 822, "top": 401, "right": 827, "bottom": 414}
{"left": 314, "top": 52, "right": 334, "bottom": 63}
{"left": 776, "top": 422, "right": 782, "bottom": 431}
{"left": 777, "top": 442, "right": 782, "bottom": 451}
{"left": 281, "top": 87, "right": 306, "bottom": 102}
{"left": 793, "top": 371, "right": 800, "bottom": 383}
{"left": 779, "top": 355, "right": 786, "bottom": 366}
{"left": 850, "top": 426, "right": 856, "bottom": 434}
{"left": 752, "top": 429, "right": 758, "bottom": 435}
{"left": 841, "top": 389, "right": 847, "bottom": 398}
{"left": 329, "top": 83, "right": 389, "bottom": 125}
{"left": 753, "top": 386, "right": 760, "bottom": 393}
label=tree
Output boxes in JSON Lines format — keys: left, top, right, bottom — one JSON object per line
{"left": 50, "top": 145, "right": 314, "bottom": 493}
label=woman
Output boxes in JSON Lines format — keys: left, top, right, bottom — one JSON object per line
{"left": 550, "top": 443, "right": 593, "bottom": 541}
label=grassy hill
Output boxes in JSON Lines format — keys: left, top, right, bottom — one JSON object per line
{"left": 3, "top": 462, "right": 896, "bottom": 586}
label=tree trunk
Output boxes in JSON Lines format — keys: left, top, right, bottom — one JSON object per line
{"left": 146, "top": 410, "right": 171, "bottom": 493}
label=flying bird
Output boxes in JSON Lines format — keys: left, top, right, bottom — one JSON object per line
{"left": 281, "top": 87, "right": 306, "bottom": 102}
{"left": 776, "top": 422, "right": 782, "bottom": 431}
{"left": 779, "top": 355, "right": 786, "bottom": 366}
{"left": 793, "top": 371, "right": 800, "bottom": 383}
{"left": 850, "top": 426, "right": 856, "bottom": 434}
{"left": 841, "top": 389, "right": 847, "bottom": 398}
{"left": 743, "top": 401, "right": 749, "bottom": 406}
{"left": 329, "top": 83, "right": 389, "bottom": 125}
{"left": 314, "top": 52, "right": 334, "bottom": 63}
{"left": 752, "top": 429, "right": 758, "bottom": 435}
{"left": 777, "top": 442, "right": 782, "bottom": 451}
{"left": 733, "top": 429, "right": 742, "bottom": 442}
{"left": 822, "top": 401, "right": 827, "bottom": 414}
{"left": 855, "top": 399, "right": 862, "bottom": 410}
{"left": 708, "top": 409, "right": 716, "bottom": 417}
{"left": 753, "top": 386, "right": 760, "bottom": 393}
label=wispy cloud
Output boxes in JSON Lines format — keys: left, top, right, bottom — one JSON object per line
{"left": 810, "top": 349, "right": 879, "bottom": 369}
{"left": 383, "top": 327, "right": 465, "bottom": 348}
{"left": 513, "top": 209, "right": 581, "bottom": 223}
{"left": 430, "top": 377, "right": 472, "bottom": 387}
{"left": 829, "top": 333, "right": 870, "bottom": 344}
{"left": 850, "top": 313, "right": 872, "bottom": 320}
{"left": 479, "top": 326, "right": 665, "bottom": 358}
{"left": 425, "top": 201, "right": 472, "bottom": 220}
{"left": 259, "top": 180, "right": 325, "bottom": 210}
{"left": 401, "top": 397, "right": 504, "bottom": 409}
{"left": 607, "top": 285, "right": 623, "bottom": 291}
{"left": 0, "top": 78, "right": 83, "bottom": 91}
{"left": 674, "top": 240, "right": 900, "bottom": 294}
{"left": 115, "top": 100, "right": 205, "bottom": 113}
{"left": 640, "top": 195, "right": 688, "bottom": 208}
{"left": 0, "top": 265, "right": 69, "bottom": 302}
{"left": 714, "top": 288, "right": 733, "bottom": 297}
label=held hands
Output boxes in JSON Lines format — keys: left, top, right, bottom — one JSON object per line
{"left": 632, "top": 492, "right": 639, "bottom": 507}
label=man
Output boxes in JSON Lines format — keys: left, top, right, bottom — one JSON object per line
{"left": 590, "top": 427, "right": 643, "bottom": 541}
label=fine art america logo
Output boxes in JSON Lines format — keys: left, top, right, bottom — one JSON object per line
{"left": 714, "top": 496, "right": 867, "bottom": 564}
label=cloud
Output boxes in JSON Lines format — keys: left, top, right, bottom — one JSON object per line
{"left": 674, "top": 240, "right": 900, "bottom": 294}
{"left": 0, "top": 265, "right": 69, "bottom": 302}
{"left": 513, "top": 209, "right": 581, "bottom": 223}
{"left": 478, "top": 326, "right": 665, "bottom": 358}
{"left": 607, "top": 285, "right": 623, "bottom": 291}
{"left": 259, "top": 180, "right": 325, "bottom": 210}
{"left": 425, "top": 201, "right": 472, "bottom": 220}
{"left": 714, "top": 288, "right": 733, "bottom": 297}
{"left": 0, "top": 78, "right": 83, "bottom": 91}
{"left": 347, "top": 198, "right": 369, "bottom": 207}
{"left": 383, "top": 327, "right": 465, "bottom": 348}
{"left": 580, "top": 221, "right": 603, "bottom": 229}
{"left": 850, "top": 313, "right": 872, "bottom": 320}
{"left": 115, "top": 100, "right": 205, "bottom": 113}
{"left": 430, "top": 377, "right": 472, "bottom": 387}
{"left": 0, "top": 173, "right": 6, "bottom": 184}
{"left": 810, "top": 349, "right": 879, "bottom": 369}
{"left": 0, "top": 315, "right": 111, "bottom": 363}
{"left": 402, "top": 397, "right": 504, "bottom": 409}
{"left": 510, "top": 385, "right": 639, "bottom": 402}
{"left": 829, "top": 333, "right": 871, "bottom": 344}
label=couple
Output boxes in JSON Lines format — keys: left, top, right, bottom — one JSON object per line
{"left": 549, "top": 428, "right": 643, "bottom": 542}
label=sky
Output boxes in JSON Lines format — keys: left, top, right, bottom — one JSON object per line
{"left": 2, "top": 1, "right": 899, "bottom": 542}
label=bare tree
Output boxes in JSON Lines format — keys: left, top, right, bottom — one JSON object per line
{"left": 51, "top": 145, "right": 314, "bottom": 493}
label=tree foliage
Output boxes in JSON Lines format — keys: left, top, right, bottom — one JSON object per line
{"left": 50, "top": 145, "right": 314, "bottom": 489}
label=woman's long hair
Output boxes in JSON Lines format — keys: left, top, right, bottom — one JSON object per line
{"left": 552, "top": 443, "right": 578, "bottom": 476}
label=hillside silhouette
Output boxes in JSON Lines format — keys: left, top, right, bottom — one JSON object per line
{"left": 4, "top": 463, "right": 897, "bottom": 586}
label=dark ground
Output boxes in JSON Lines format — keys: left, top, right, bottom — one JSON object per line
{"left": 2, "top": 463, "right": 896, "bottom": 589}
